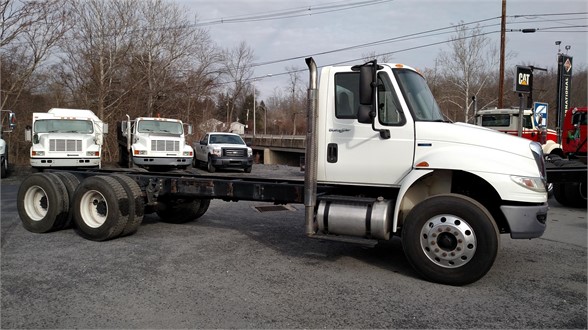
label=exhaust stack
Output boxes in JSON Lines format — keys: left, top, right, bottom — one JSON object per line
{"left": 304, "top": 57, "right": 318, "bottom": 236}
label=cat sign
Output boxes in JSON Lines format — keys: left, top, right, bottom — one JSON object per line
{"left": 514, "top": 66, "right": 533, "bottom": 93}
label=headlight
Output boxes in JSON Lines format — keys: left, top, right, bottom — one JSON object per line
{"left": 134, "top": 149, "right": 147, "bottom": 155}
{"left": 32, "top": 151, "right": 45, "bottom": 156}
{"left": 183, "top": 151, "right": 193, "bottom": 156}
{"left": 0, "top": 145, "right": 4, "bottom": 154}
{"left": 212, "top": 147, "right": 222, "bottom": 157}
{"left": 87, "top": 151, "right": 99, "bottom": 156}
{"left": 511, "top": 175, "right": 546, "bottom": 192}
{"left": 247, "top": 148, "right": 253, "bottom": 157}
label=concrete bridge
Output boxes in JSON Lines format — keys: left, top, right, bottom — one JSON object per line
{"left": 242, "top": 134, "right": 305, "bottom": 166}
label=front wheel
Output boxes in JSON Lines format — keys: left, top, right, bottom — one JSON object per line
{"left": 1, "top": 158, "right": 7, "bottom": 178}
{"left": 207, "top": 156, "right": 216, "bottom": 173}
{"left": 401, "top": 194, "right": 499, "bottom": 286}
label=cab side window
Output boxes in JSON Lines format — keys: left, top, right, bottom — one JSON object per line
{"left": 377, "top": 73, "right": 405, "bottom": 126}
{"left": 334, "top": 73, "right": 359, "bottom": 119}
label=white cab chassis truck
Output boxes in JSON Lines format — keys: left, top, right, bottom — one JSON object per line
{"left": 17, "top": 58, "right": 548, "bottom": 286}
{"left": 0, "top": 110, "right": 17, "bottom": 178}
{"left": 25, "top": 108, "right": 107, "bottom": 170}
{"left": 117, "top": 116, "right": 194, "bottom": 170}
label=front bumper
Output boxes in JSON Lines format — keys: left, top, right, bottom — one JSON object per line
{"left": 502, "top": 202, "right": 549, "bottom": 239}
{"left": 211, "top": 155, "right": 253, "bottom": 169}
{"left": 133, "top": 156, "right": 192, "bottom": 167}
{"left": 31, "top": 157, "right": 100, "bottom": 168}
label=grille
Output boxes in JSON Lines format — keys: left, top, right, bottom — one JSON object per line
{"left": 151, "top": 140, "right": 179, "bottom": 152}
{"left": 49, "top": 139, "right": 82, "bottom": 152}
{"left": 223, "top": 148, "right": 246, "bottom": 157}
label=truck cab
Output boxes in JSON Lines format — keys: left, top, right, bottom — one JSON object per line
{"left": 118, "top": 116, "right": 193, "bottom": 170}
{"left": 562, "top": 106, "right": 587, "bottom": 162}
{"left": 26, "top": 108, "right": 107, "bottom": 169}
{"left": 475, "top": 108, "right": 562, "bottom": 156}
{"left": 305, "top": 61, "right": 548, "bottom": 284}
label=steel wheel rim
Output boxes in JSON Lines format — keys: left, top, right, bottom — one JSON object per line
{"left": 79, "top": 189, "right": 108, "bottom": 228}
{"left": 24, "top": 185, "right": 48, "bottom": 221}
{"left": 420, "top": 214, "right": 477, "bottom": 268}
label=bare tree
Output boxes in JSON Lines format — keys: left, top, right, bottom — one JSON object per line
{"left": 131, "top": 0, "right": 216, "bottom": 119}
{"left": 436, "top": 23, "right": 499, "bottom": 123}
{"left": 0, "top": 0, "right": 71, "bottom": 110}
{"left": 361, "top": 50, "right": 393, "bottom": 63}
{"left": 285, "top": 66, "right": 305, "bottom": 135}
{"left": 221, "top": 41, "right": 254, "bottom": 127}
{"left": 58, "top": 0, "right": 137, "bottom": 121}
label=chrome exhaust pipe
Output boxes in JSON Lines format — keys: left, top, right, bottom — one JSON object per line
{"left": 304, "top": 57, "right": 318, "bottom": 236}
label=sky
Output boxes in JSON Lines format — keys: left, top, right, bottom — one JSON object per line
{"left": 173, "top": 0, "right": 588, "bottom": 101}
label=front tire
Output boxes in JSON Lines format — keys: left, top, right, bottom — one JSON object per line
{"left": 401, "top": 194, "right": 499, "bottom": 286}
{"left": 207, "top": 156, "right": 216, "bottom": 173}
{"left": 1, "top": 157, "right": 7, "bottom": 178}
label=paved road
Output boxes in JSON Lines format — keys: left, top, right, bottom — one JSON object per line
{"left": 1, "top": 166, "right": 586, "bottom": 329}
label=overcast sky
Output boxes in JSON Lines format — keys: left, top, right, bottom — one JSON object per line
{"left": 173, "top": 0, "right": 587, "bottom": 100}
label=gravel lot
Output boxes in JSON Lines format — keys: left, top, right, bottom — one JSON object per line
{"left": 1, "top": 164, "right": 586, "bottom": 329}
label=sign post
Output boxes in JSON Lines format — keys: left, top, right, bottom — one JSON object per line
{"left": 555, "top": 54, "right": 573, "bottom": 144}
{"left": 514, "top": 66, "right": 533, "bottom": 137}
{"left": 533, "top": 102, "right": 548, "bottom": 127}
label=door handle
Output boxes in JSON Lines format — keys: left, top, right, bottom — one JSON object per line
{"left": 327, "top": 143, "right": 338, "bottom": 163}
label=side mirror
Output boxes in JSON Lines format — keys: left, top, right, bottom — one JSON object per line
{"left": 8, "top": 112, "right": 16, "bottom": 130}
{"left": 200, "top": 140, "right": 206, "bottom": 146}
{"left": 359, "top": 64, "right": 375, "bottom": 106}
{"left": 120, "top": 122, "right": 128, "bottom": 137}
{"left": 102, "top": 123, "right": 109, "bottom": 134}
{"left": 25, "top": 126, "right": 32, "bottom": 142}
{"left": 185, "top": 124, "right": 193, "bottom": 135}
{"left": 357, "top": 105, "right": 373, "bottom": 124}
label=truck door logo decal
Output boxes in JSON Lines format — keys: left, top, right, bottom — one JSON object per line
{"left": 329, "top": 128, "right": 351, "bottom": 133}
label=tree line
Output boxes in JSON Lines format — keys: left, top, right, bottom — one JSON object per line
{"left": 1, "top": 0, "right": 586, "bottom": 165}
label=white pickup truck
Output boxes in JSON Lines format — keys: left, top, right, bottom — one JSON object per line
{"left": 193, "top": 132, "right": 253, "bottom": 173}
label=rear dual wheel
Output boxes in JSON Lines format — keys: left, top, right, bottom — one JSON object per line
{"left": 553, "top": 182, "right": 587, "bottom": 208}
{"left": 17, "top": 173, "right": 70, "bottom": 233}
{"left": 72, "top": 176, "right": 129, "bottom": 241}
{"left": 157, "top": 197, "right": 211, "bottom": 224}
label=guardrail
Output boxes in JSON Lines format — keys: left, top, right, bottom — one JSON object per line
{"left": 242, "top": 134, "right": 306, "bottom": 150}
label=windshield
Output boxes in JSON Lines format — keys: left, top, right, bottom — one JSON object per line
{"left": 34, "top": 119, "right": 93, "bottom": 134}
{"left": 393, "top": 69, "right": 444, "bottom": 121}
{"left": 137, "top": 120, "right": 183, "bottom": 134}
{"left": 209, "top": 134, "right": 245, "bottom": 145}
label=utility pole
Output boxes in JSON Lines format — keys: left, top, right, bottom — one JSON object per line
{"left": 498, "top": 0, "right": 506, "bottom": 108}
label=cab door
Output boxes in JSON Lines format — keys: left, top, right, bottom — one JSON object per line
{"left": 323, "top": 68, "right": 415, "bottom": 186}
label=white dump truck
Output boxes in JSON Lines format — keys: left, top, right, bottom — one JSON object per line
{"left": 117, "top": 116, "right": 194, "bottom": 170}
{"left": 17, "top": 58, "right": 548, "bottom": 286}
{"left": 25, "top": 108, "right": 107, "bottom": 170}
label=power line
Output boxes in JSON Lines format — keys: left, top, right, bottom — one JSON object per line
{"left": 195, "top": 0, "right": 394, "bottom": 26}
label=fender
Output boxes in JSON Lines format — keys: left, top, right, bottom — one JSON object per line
{"left": 392, "top": 168, "right": 433, "bottom": 233}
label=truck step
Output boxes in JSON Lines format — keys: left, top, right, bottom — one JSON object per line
{"left": 308, "top": 233, "right": 379, "bottom": 247}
